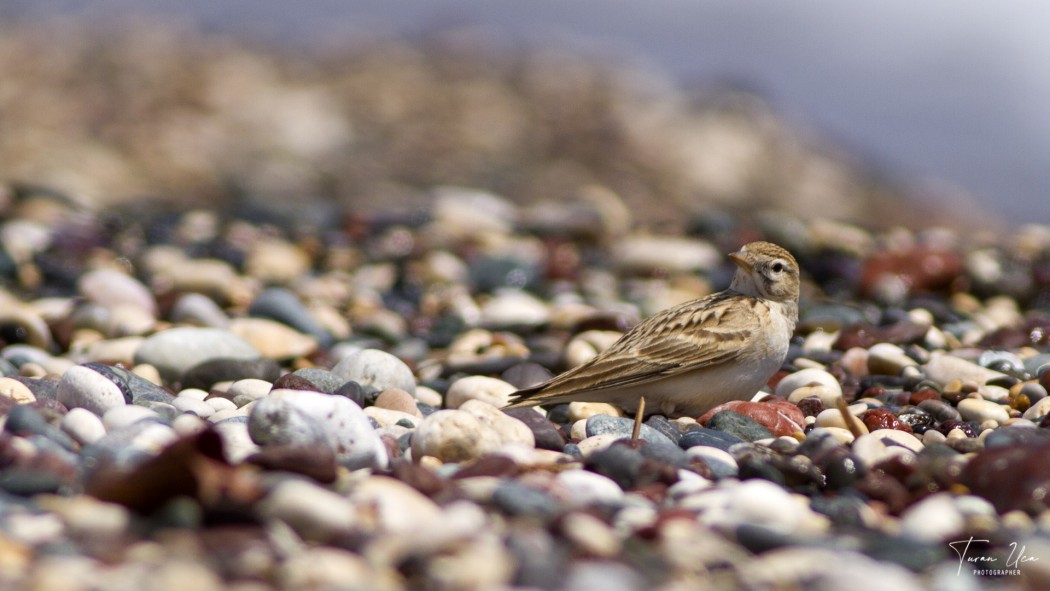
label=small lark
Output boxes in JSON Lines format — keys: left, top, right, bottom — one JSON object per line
{"left": 506, "top": 241, "right": 800, "bottom": 418}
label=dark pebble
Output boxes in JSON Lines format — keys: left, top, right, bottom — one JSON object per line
{"left": 862, "top": 534, "right": 947, "bottom": 571}
{"left": 291, "top": 368, "right": 346, "bottom": 393}
{"left": 584, "top": 443, "right": 644, "bottom": 490}
{"left": 960, "top": 440, "right": 1050, "bottom": 513}
{"left": 181, "top": 358, "right": 282, "bottom": 391}
{"left": 643, "top": 415, "right": 682, "bottom": 444}
{"left": 506, "top": 523, "right": 568, "bottom": 590}
{"left": 917, "top": 399, "right": 961, "bottom": 423}
{"left": 936, "top": 420, "right": 977, "bottom": 437}
{"left": 705, "top": 411, "right": 773, "bottom": 442}
{"left": 86, "top": 362, "right": 175, "bottom": 406}
{"left": 492, "top": 481, "right": 559, "bottom": 520}
{"left": 796, "top": 397, "right": 824, "bottom": 417}
{"left": 983, "top": 426, "right": 1050, "bottom": 449}
{"left": 502, "top": 407, "right": 566, "bottom": 451}
{"left": 271, "top": 373, "right": 321, "bottom": 392}
{"left": 249, "top": 287, "right": 333, "bottom": 347}
{"left": 13, "top": 377, "right": 60, "bottom": 402}
{"left": 637, "top": 440, "right": 690, "bottom": 469}
{"left": 679, "top": 427, "right": 745, "bottom": 452}
{"left": 245, "top": 443, "right": 337, "bottom": 483}
{"left": 333, "top": 380, "right": 369, "bottom": 407}
{"left": 811, "top": 495, "right": 871, "bottom": 528}
{"left": 545, "top": 404, "right": 572, "bottom": 425}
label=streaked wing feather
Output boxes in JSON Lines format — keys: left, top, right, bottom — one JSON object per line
{"left": 508, "top": 292, "right": 759, "bottom": 405}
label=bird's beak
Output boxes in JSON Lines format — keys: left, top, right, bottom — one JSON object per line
{"left": 729, "top": 251, "right": 752, "bottom": 272}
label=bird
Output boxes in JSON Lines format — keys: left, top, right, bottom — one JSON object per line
{"left": 505, "top": 241, "right": 800, "bottom": 418}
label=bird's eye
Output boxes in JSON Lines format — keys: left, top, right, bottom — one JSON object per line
{"left": 771, "top": 261, "right": 785, "bottom": 273}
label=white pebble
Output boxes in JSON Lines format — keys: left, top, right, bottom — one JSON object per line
{"left": 60, "top": 407, "right": 107, "bottom": 446}
{"left": 957, "top": 398, "right": 1009, "bottom": 423}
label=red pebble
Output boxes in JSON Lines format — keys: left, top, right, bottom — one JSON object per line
{"left": 861, "top": 407, "right": 913, "bottom": 433}
{"left": 698, "top": 399, "right": 805, "bottom": 437}
{"left": 909, "top": 387, "right": 941, "bottom": 405}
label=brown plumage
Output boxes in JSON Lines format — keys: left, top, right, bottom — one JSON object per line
{"left": 505, "top": 241, "right": 800, "bottom": 417}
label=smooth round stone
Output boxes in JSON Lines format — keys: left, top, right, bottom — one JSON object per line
{"left": 898, "top": 492, "right": 965, "bottom": 542}
{"left": 249, "top": 287, "right": 333, "bottom": 347}
{"left": 479, "top": 289, "right": 550, "bottom": 329}
{"left": 57, "top": 365, "right": 128, "bottom": 416}
{"left": 332, "top": 348, "right": 415, "bottom": 395}
{"left": 685, "top": 446, "right": 739, "bottom": 479}
{"left": 172, "top": 413, "right": 208, "bottom": 437}
{"left": 612, "top": 235, "right": 720, "bottom": 274}
{"left": 574, "top": 433, "right": 620, "bottom": 456}
{"left": 851, "top": 432, "right": 918, "bottom": 469}
{"left": 212, "top": 420, "right": 258, "bottom": 463}
{"left": 814, "top": 408, "right": 868, "bottom": 435}
{"left": 923, "top": 353, "right": 1008, "bottom": 386}
{"left": 171, "top": 396, "right": 215, "bottom": 419}
{"left": 227, "top": 378, "right": 273, "bottom": 405}
{"left": 585, "top": 414, "right": 676, "bottom": 446}
{"left": 410, "top": 409, "right": 501, "bottom": 463}
{"left": 686, "top": 479, "right": 828, "bottom": 534}
{"left": 258, "top": 478, "right": 359, "bottom": 542}
{"left": 291, "top": 368, "right": 345, "bottom": 393}
{"left": 60, "top": 407, "right": 106, "bottom": 446}
{"left": 0, "top": 306, "right": 53, "bottom": 350}
{"left": 786, "top": 384, "right": 841, "bottom": 406}
{"left": 135, "top": 327, "right": 260, "bottom": 384}
{"left": 679, "top": 427, "right": 745, "bottom": 452}
{"left": 103, "top": 405, "right": 161, "bottom": 431}
{"left": 75, "top": 337, "right": 144, "bottom": 367}
{"left": 204, "top": 398, "right": 236, "bottom": 414}
{"left": 774, "top": 368, "right": 842, "bottom": 399}
{"left": 176, "top": 388, "right": 209, "bottom": 401}
{"left": 169, "top": 293, "right": 230, "bottom": 328}
{"left": 78, "top": 268, "right": 156, "bottom": 316}
{"left": 867, "top": 343, "right": 917, "bottom": 375}
{"left": 374, "top": 388, "right": 422, "bottom": 416}
{"left": 1022, "top": 396, "right": 1050, "bottom": 421}
{"left": 0, "top": 376, "right": 35, "bottom": 403}
{"left": 957, "top": 398, "right": 1009, "bottom": 423}
{"left": 568, "top": 402, "right": 623, "bottom": 421}
{"left": 502, "top": 407, "right": 566, "bottom": 451}
{"left": 245, "top": 239, "right": 311, "bottom": 284}
{"left": 551, "top": 468, "right": 624, "bottom": 507}
{"left": 4, "top": 405, "right": 75, "bottom": 451}
{"left": 249, "top": 389, "right": 388, "bottom": 470}
{"left": 704, "top": 411, "right": 774, "bottom": 442}
{"left": 349, "top": 475, "right": 443, "bottom": 534}
{"left": 445, "top": 375, "right": 516, "bottom": 409}
{"left": 228, "top": 318, "right": 318, "bottom": 360}
{"left": 461, "top": 399, "right": 535, "bottom": 448}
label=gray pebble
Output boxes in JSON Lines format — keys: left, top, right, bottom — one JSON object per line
{"left": 134, "top": 327, "right": 260, "bottom": 384}
{"left": 332, "top": 348, "right": 415, "bottom": 394}
{"left": 585, "top": 414, "right": 676, "bottom": 447}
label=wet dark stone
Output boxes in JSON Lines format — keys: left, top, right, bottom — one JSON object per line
{"left": 502, "top": 407, "right": 565, "bottom": 451}
{"left": 936, "top": 420, "right": 977, "bottom": 438}
{"left": 545, "top": 404, "right": 572, "bottom": 425}
{"left": 679, "top": 427, "right": 745, "bottom": 452}
{"left": 85, "top": 362, "right": 174, "bottom": 406}
{"left": 644, "top": 415, "right": 682, "bottom": 444}
{"left": 811, "top": 495, "right": 871, "bottom": 528}
{"left": 734, "top": 523, "right": 796, "bottom": 554}
{"left": 249, "top": 288, "right": 334, "bottom": 348}
{"left": 333, "top": 381, "right": 369, "bottom": 407}
{"left": 637, "top": 440, "right": 689, "bottom": 469}
{"left": 897, "top": 408, "right": 935, "bottom": 434}
{"left": 492, "top": 481, "right": 559, "bottom": 520}
{"left": 181, "top": 358, "right": 282, "bottom": 391}
{"left": 501, "top": 362, "right": 553, "bottom": 390}
{"left": 854, "top": 472, "right": 911, "bottom": 514}
{"left": 817, "top": 447, "right": 867, "bottom": 490}
{"left": 584, "top": 443, "right": 644, "bottom": 490}
{"left": 960, "top": 440, "right": 1050, "bottom": 513}
{"left": 861, "top": 408, "right": 912, "bottom": 433}
{"left": 917, "top": 399, "right": 961, "bottom": 423}
{"left": 290, "top": 368, "right": 345, "bottom": 393}
{"left": 796, "top": 397, "right": 824, "bottom": 418}
{"left": 705, "top": 411, "right": 773, "bottom": 442}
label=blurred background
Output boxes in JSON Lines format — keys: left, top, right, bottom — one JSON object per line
{"left": 1, "top": 0, "right": 1047, "bottom": 227}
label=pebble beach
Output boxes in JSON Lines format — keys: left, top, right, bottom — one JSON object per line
{"left": 2, "top": 23, "right": 1050, "bottom": 591}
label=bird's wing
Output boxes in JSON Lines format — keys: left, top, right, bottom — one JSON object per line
{"left": 507, "top": 291, "right": 761, "bottom": 406}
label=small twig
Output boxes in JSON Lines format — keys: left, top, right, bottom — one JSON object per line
{"left": 836, "top": 396, "right": 865, "bottom": 439}
{"left": 632, "top": 396, "right": 646, "bottom": 442}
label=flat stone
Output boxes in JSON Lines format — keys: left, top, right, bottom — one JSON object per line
{"left": 704, "top": 411, "right": 774, "bottom": 442}
{"left": 332, "top": 349, "right": 415, "bottom": 395}
{"left": 585, "top": 414, "right": 676, "bottom": 446}
{"left": 135, "top": 327, "right": 260, "bottom": 384}
{"left": 57, "top": 365, "right": 128, "bottom": 416}
{"left": 957, "top": 398, "right": 1009, "bottom": 423}
{"left": 923, "top": 353, "right": 1008, "bottom": 386}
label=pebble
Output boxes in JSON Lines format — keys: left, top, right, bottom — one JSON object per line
{"left": 102, "top": 405, "right": 161, "bottom": 431}
{"left": 60, "top": 407, "right": 107, "bottom": 446}
{"left": 332, "top": 348, "right": 416, "bottom": 395}
{"left": 445, "top": 375, "right": 517, "bottom": 408}
{"left": 568, "top": 401, "right": 623, "bottom": 421}
{"left": 0, "top": 376, "right": 36, "bottom": 403}
{"left": 56, "top": 364, "right": 128, "bottom": 416}
{"left": 248, "top": 389, "right": 388, "bottom": 470}
{"left": 228, "top": 317, "right": 318, "bottom": 359}
{"left": 585, "top": 414, "right": 675, "bottom": 446}
{"left": 410, "top": 409, "right": 502, "bottom": 463}
{"left": 923, "top": 352, "right": 1008, "bottom": 386}
{"left": 1022, "top": 396, "right": 1050, "bottom": 421}
{"left": 550, "top": 469, "right": 624, "bottom": 507}
{"left": 814, "top": 408, "right": 869, "bottom": 435}
{"left": 956, "top": 398, "right": 1009, "bottom": 423}
{"left": 169, "top": 292, "right": 230, "bottom": 328}
{"left": 678, "top": 427, "right": 745, "bottom": 451}
{"left": 703, "top": 410, "right": 774, "bottom": 442}
{"left": 171, "top": 396, "right": 215, "bottom": 418}
{"left": 134, "top": 327, "right": 260, "bottom": 384}
{"left": 898, "top": 493, "right": 965, "bottom": 542}
{"left": 774, "top": 368, "right": 842, "bottom": 400}
{"left": 257, "top": 478, "right": 359, "bottom": 542}
{"left": 866, "top": 342, "right": 917, "bottom": 375}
